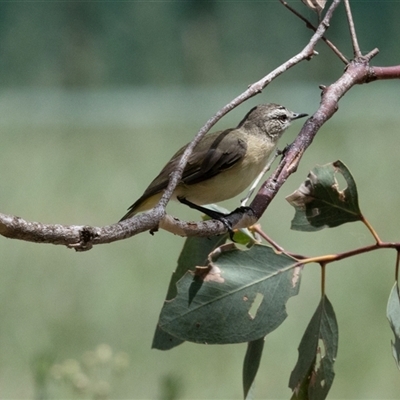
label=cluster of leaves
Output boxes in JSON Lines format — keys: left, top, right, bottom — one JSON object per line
{"left": 152, "top": 161, "right": 400, "bottom": 400}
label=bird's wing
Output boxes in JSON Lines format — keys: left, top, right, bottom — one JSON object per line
{"left": 124, "top": 129, "right": 247, "bottom": 215}
{"left": 182, "top": 129, "right": 246, "bottom": 185}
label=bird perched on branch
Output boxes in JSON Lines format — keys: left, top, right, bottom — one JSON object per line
{"left": 120, "top": 103, "right": 307, "bottom": 221}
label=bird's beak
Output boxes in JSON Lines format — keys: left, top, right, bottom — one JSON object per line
{"left": 291, "top": 112, "right": 308, "bottom": 120}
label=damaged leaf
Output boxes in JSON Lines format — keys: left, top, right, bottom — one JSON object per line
{"left": 289, "top": 295, "right": 338, "bottom": 400}
{"left": 286, "top": 160, "right": 362, "bottom": 232}
{"left": 152, "top": 227, "right": 229, "bottom": 350}
{"left": 156, "top": 244, "right": 301, "bottom": 344}
{"left": 387, "top": 282, "right": 400, "bottom": 369}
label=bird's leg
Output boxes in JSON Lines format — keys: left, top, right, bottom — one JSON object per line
{"left": 177, "top": 196, "right": 235, "bottom": 239}
{"left": 177, "top": 196, "right": 228, "bottom": 220}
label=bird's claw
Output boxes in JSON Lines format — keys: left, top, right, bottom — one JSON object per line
{"left": 178, "top": 196, "right": 236, "bottom": 239}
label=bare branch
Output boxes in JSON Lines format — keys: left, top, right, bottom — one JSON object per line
{"left": 0, "top": 209, "right": 164, "bottom": 251}
{"left": 344, "top": 0, "right": 361, "bottom": 57}
{"left": 370, "top": 64, "right": 400, "bottom": 81}
{"left": 279, "top": 0, "right": 349, "bottom": 64}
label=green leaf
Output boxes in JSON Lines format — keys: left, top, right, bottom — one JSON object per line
{"left": 151, "top": 326, "right": 186, "bottom": 351}
{"left": 152, "top": 231, "right": 229, "bottom": 350}
{"left": 289, "top": 295, "right": 338, "bottom": 400}
{"left": 232, "top": 227, "right": 258, "bottom": 246}
{"left": 286, "top": 160, "right": 362, "bottom": 232}
{"left": 243, "top": 337, "right": 265, "bottom": 399}
{"left": 387, "top": 282, "right": 400, "bottom": 369}
{"left": 157, "top": 243, "right": 301, "bottom": 344}
{"left": 290, "top": 362, "right": 316, "bottom": 400}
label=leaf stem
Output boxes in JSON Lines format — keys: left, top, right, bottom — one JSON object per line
{"left": 251, "top": 225, "right": 307, "bottom": 260}
{"left": 321, "top": 263, "right": 326, "bottom": 296}
{"left": 360, "top": 214, "right": 383, "bottom": 244}
{"left": 250, "top": 225, "right": 285, "bottom": 253}
{"left": 296, "top": 242, "right": 400, "bottom": 268}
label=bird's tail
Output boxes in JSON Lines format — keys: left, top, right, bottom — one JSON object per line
{"left": 119, "top": 193, "right": 161, "bottom": 221}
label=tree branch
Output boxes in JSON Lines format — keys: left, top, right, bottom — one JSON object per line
{"left": 344, "top": 0, "right": 361, "bottom": 58}
{"left": 279, "top": 0, "right": 349, "bottom": 65}
{"left": 250, "top": 53, "right": 380, "bottom": 218}
{"left": 139, "top": 0, "right": 342, "bottom": 227}
{"left": 0, "top": 0, "right": 343, "bottom": 249}
{"left": 3, "top": 0, "right": 399, "bottom": 249}
{"left": 370, "top": 65, "right": 400, "bottom": 81}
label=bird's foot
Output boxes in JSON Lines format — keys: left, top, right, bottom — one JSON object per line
{"left": 178, "top": 196, "right": 235, "bottom": 240}
{"left": 278, "top": 143, "right": 292, "bottom": 157}
{"left": 229, "top": 206, "right": 254, "bottom": 216}
{"left": 178, "top": 198, "right": 255, "bottom": 241}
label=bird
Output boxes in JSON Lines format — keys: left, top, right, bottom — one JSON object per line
{"left": 120, "top": 103, "right": 307, "bottom": 221}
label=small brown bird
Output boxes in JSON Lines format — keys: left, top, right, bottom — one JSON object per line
{"left": 120, "top": 103, "right": 307, "bottom": 221}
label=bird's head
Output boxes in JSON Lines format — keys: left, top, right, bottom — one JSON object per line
{"left": 238, "top": 103, "right": 308, "bottom": 139}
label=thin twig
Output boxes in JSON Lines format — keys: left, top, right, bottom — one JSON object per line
{"left": 297, "top": 241, "right": 400, "bottom": 267}
{"left": 279, "top": 0, "right": 349, "bottom": 64}
{"left": 344, "top": 0, "right": 361, "bottom": 57}
{"left": 251, "top": 224, "right": 308, "bottom": 260}
{"left": 364, "top": 48, "right": 379, "bottom": 60}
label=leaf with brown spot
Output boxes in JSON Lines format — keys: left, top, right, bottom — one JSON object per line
{"left": 289, "top": 295, "right": 338, "bottom": 400}
{"left": 286, "top": 160, "right": 362, "bottom": 232}
{"left": 152, "top": 223, "right": 229, "bottom": 350}
{"left": 193, "top": 265, "right": 225, "bottom": 284}
{"left": 156, "top": 244, "right": 301, "bottom": 344}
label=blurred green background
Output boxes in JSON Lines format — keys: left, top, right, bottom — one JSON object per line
{"left": 0, "top": 1, "right": 400, "bottom": 399}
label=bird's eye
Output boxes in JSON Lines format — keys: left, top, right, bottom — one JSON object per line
{"left": 278, "top": 114, "right": 288, "bottom": 121}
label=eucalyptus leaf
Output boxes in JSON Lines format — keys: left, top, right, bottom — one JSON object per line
{"left": 152, "top": 227, "right": 228, "bottom": 350}
{"left": 243, "top": 337, "right": 265, "bottom": 399}
{"left": 289, "top": 295, "right": 338, "bottom": 400}
{"left": 286, "top": 160, "right": 362, "bottom": 232}
{"left": 387, "top": 282, "right": 400, "bottom": 369}
{"left": 157, "top": 244, "right": 301, "bottom": 344}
